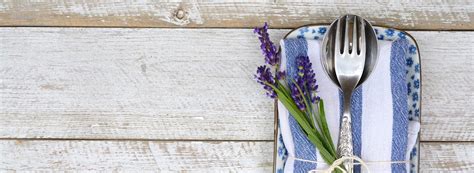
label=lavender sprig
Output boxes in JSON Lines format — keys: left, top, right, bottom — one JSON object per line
{"left": 253, "top": 23, "right": 337, "bottom": 166}
{"left": 290, "top": 82, "right": 306, "bottom": 111}
{"left": 255, "top": 65, "right": 277, "bottom": 98}
{"left": 289, "top": 56, "right": 321, "bottom": 111}
{"left": 296, "top": 55, "right": 320, "bottom": 103}
{"left": 254, "top": 22, "right": 279, "bottom": 66}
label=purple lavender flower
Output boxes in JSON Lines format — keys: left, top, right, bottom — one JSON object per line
{"left": 276, "top": 70, "right": 286, "bottom": 80}
{"left": 254, "top": 22, "right": 279, "bottom": 66}
{"left": 255, "top": 65, "right": 277, "bottom": 98}
{"left": 290, "top": 82, "right": 306, "bottom": 110}
{"left": 290, "top": 56, "right": 320, "bottom": 110}
{"left": 297, "top": 56, "right": 320, "bottom": 102}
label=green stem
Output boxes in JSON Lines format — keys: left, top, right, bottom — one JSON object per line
{"left": 261, "top": 81, "right": 338, "bottom": 166}
{"left": 318, "top": 100, "right": 337, "bottom": 156}
{"left": 267, "top": 84, "right": 314, "bottom": 134}
{"left": 307, "top": 133, "right": 335, "bottom": 163}
{"left": 291, "top": 80, "right": 337, "bottom": 158}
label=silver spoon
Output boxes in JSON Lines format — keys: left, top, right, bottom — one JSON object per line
{"left": 321, "top": 15, "right": 378, "bottom": 172}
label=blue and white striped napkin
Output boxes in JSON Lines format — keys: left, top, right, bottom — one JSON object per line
{"left": 278, "top": 38, "right": 420, "bottom": 173}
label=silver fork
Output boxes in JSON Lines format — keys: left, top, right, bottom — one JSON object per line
{"left": 334, "top": 15, "right": 366, "bottom": 172}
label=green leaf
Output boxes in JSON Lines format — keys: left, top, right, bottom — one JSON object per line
{"left": 272, "top": 88, "right": 314, "bottom": 135}
{"left": 278, "top": 92, "right": 336, "bottom": 164}
{"left": 275, "top": 80, "right": 291, "bottom": 98}
{"left": 275, "top": 80, "right": 291, "bottom": 100}
{"left": 307, "top": 133, "right": 335, "bottom": 163}
{"left": 318, "top": 100, "right": 337, "bottom": 156}
{"left": 262, "top": 81, "right": 338, "bottom": 166}
{"left": 310, "top": 126, "right": 335, "bottom": 157}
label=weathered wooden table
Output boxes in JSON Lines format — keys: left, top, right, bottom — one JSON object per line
{"left": 0, "top": 1, "right": 472, "bottom": 172}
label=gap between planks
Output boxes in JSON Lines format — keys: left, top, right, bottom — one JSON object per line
{"left": 0, "top": 138, "right": 273, "bottom": 142}
{"left": 0, "top": 137, "right": 471, "bottom": 144}
{"left": 0, "top": 138, "right": 471, "bottom": 143}
{"left": 2, "top": 25, "right": 474, "bottom": 32}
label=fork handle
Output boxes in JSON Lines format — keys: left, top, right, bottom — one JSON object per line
{"left": 338, "top": 91, "right": 354, "bottom": 172}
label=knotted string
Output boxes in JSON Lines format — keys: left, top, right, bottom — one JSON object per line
{"left": 289, "top": 156, "right": 410, "bottom": 173}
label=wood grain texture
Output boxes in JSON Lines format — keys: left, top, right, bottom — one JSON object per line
{"left": 0, "top": 140, "right": 472, "bottom": 172}
{"left": 0, "top": 140, "right": 273, "bottom": 172}
{"left": 410, "top": 31, "right": 474, "bottom": 142}
{"left": 0, "top": 28, "right": 473, "bottom": 141}
{"left": 0, "top": 0, "right": 473, "bottom": 30}
{"left": 420, "top": 142, "right": 474, "bottom": 172}
{"left": 0, "top": 27, "right": 287, "bottom": 140}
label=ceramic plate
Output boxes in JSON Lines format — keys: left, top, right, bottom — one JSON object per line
{"left": 274, "top": 25, "right": 421, "bottom": 173}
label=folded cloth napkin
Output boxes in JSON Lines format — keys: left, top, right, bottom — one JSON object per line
{"left": 279, "top": 38, "right": 420, "bottom": 173}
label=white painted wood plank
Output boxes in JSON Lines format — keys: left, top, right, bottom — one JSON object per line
{"left": 0, "top": 140, "right": 273, "bottom": 172}
{"left": 409, "top": 31, "right": 474, "bottom": 142}
{"left": 421, "top": 142, "right": 474, "bottom": 172}
{"left": 0, "top": 140, "right": 471, "bottom": 172}
{"left": 0, "top": 27, "right": 287, "bottom": 140}
{"left": 0, "top": 0, "right": 472, "bottom": 30}
{"left": 0, "top": 28, "right": 472, "bottom": 141}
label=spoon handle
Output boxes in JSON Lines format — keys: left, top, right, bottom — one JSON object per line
{"left": 338, "top": 92, "right": 354, "bottom": 172}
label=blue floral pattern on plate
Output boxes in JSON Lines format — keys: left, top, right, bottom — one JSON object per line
{"left": 275, "top": 25, "right": 421, "bottom": 173}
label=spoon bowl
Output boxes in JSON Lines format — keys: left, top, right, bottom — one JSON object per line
{"left": 321, "top": 15, "right": 378, "bottom": 88}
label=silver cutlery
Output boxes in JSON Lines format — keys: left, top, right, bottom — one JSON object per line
{"left": 321, "top": 14, "right": 378, "bottom": 172}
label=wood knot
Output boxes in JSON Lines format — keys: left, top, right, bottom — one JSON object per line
{"left": 175, "top": 8, "right": 186, "bottom": 20}
{"left": 165, "top": 4, "right": 203, "bottom": 26}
